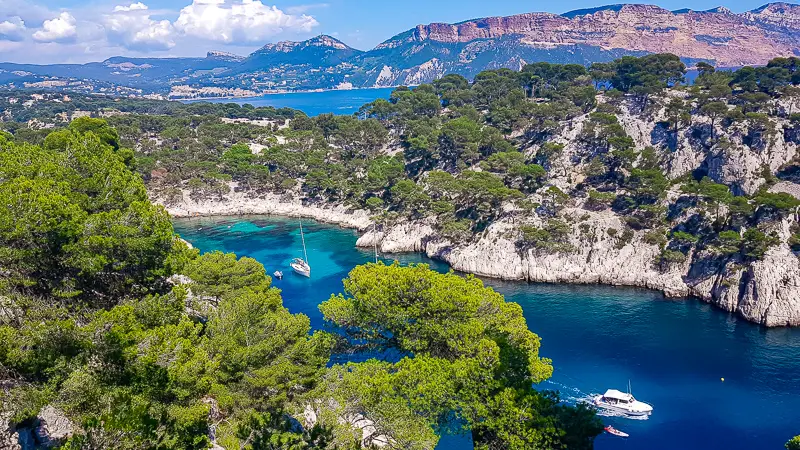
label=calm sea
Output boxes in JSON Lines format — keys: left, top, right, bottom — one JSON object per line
{"left": 187, "top": 87, "right": 396, "bottom": 117}
{"left": 173, "top": 216, "right": 800, "bottom": 450}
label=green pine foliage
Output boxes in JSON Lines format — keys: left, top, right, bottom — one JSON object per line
{"left": 1, "top": 121, "right": 603, "bottom": 448}
{"left": 319, "top": 262, "right": 602, "bottom": 449}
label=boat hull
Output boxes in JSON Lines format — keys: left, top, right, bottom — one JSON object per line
{"left": 594, "top": 398, "right": 652, "bottom": 416}
{"left": 291, "top": 263, "right": 310, "bottom": 277}
{"left": 604, "top": 426, "right": 629, "bottom": 438}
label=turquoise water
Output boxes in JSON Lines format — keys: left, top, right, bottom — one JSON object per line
{"left": 173, "top": 216, "right": 800, "bottom": 450}
{"left": 188, "top": 87, "right": 396, "bottom": 117}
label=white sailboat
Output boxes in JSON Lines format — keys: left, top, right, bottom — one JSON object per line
{"left": 290, "top": 220, "right": 311, "bottom": 277}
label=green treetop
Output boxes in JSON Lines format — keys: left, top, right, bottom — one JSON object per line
{"left": 318, "top": 262, "right": 602, "bottom": 449}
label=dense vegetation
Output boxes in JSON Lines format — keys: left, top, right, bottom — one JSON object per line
{"left": 0, "top": 125, "right": 601, "bottom": 448}
{"left": 0, "top": 92, "right": 297, "bottom": 124}
{"left": 31, "top": 53, "right": 796, "bottom": 272}
{"left": 3, "top": 53, "right": 800, "bottom": 446}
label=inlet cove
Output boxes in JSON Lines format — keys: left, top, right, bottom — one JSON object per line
{"left": 173, "top": 216, "right": 800, "bottom": 450}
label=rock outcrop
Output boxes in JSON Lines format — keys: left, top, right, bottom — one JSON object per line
{"left": 356, "top": 211, "right": 800, "bottom": 327}
{"left": 360, "top": 3, "right": 800, "bottom": 86}
{"left": 156, "top": 93, "right": 800, "bottom": 328}
{"left": 392, "top": 4, "right": 800, "bottom": 67}
{"left": 161, "top": 186, "right": 373, "bottom": 231}
{"left": 1, "top": 406, "right": 75, "bottom": 450}
{"left": 1, "top": 412, "right": 22, "bottom": 450}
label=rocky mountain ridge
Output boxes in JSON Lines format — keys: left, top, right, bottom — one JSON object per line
{"left": 1, "top": 3, "right": 799, "bottom": 96}
{"left": 206, "top": 51, "right": 245, "bottom": 63}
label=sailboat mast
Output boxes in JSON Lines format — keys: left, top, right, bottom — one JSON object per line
{"left": 373, "top": 223, "right": 378, "bottom": 263}
{"left": 299, "top": 220, "right": 308, "bottom": 263}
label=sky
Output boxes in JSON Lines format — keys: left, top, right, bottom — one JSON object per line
{"left": 0, "top": 0, "right": 787, "bottom": 64}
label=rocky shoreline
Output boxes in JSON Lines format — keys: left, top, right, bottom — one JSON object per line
{"left": 159, "top": 192, "right": 800, "bottom": 328}
{"left": 162, "top": 190, "right": 372, "bottom": 230}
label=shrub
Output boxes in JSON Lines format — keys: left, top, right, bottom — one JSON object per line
{"left": 616, "top": 228, "right": 635, "bottom": 249}
{"left": 440, "top": 218, "right": 473, "bottom": 241}
{"left": 586, "top": 189, "right": 616, "bottom": 210}
{"left": 519, "top": 220, "right": 575, "bottom": 254}
{"left": 671, "top": 231, "right": 699, "bottom": 245}
{"left": 644, "top": 230, "right": 667, "bottom": 247}
{"left": 715, "top": 230, "right": 742, "bottom": 255}
{"left": 754, "top": 192, "right": 800, "bottom": 216}
{"left": 659, "top": 249, "right": 687, "bottom": 266}
{"left": 742, "top": 228, "right": 780, "bottom": 260}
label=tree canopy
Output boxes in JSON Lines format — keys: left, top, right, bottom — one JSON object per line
{"left": 0, "top": 121, "right": 604, "bottom": 449}
{"left": 318, "top": 262, "right": 602, "bottom": 449}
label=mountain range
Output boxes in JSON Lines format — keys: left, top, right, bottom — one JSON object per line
{"left": 1, "top": 2, "right": 799, "bottom": 98}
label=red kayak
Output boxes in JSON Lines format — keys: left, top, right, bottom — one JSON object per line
{"left": 605, "top": 425, "right": 630, "bottom": 438}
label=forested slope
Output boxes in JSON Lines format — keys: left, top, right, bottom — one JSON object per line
{"left": 0, "top": 121, "right": 601, "bottom": 449}
{"left": 34, "top": 54, "right": 798, "bottom": 327}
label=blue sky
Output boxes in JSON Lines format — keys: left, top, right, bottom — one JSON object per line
{"left": 0, "top": 0, "right": 786, "bottom": 64}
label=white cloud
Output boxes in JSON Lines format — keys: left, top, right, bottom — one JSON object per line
{"left": 174, "top": 0, "right": 319, "bottom": 44}
{"left": 32, "top": 12, "right": 77, "bottom": 43}
{"left": 113, "top": 2, "right": 149, "bottom": 12}
{"left": 0, "top": 17, "right": 26, "bottom": 41}
{"left": 0, "top": 0, "right": 54, "bottom": 25}
{"left": 285, "top": 3, "right": 329, "bottom": 15}
{"left": 104, "top": 3, "right": 175, "bottom": 51}
{"left": 0, "top": 0, "right": 326, "bottom": 63}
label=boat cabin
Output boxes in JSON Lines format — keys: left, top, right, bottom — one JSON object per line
{"left": 600, "top": 389, "right": 635, "bottom": 405}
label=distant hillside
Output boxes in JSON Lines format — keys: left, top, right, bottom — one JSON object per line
{"left": 362, "top": 2, "right": 800, "bottom": 85}
{"left": 1, "top": 2, "right": 799, "bottom": 96}
{"left": 236, "top": 35, "right": 362, "bottom": 73}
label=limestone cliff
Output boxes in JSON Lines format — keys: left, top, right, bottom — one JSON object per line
{"left": 377, "top": 3, "right": 800, "bottom": 68}
{"left": 162, "top": 188, "right": 373, "bottom": 231}
{"left": 157, "top": 92, "right": 800, "bottom": 328}
{"left": 363, "top": 3, "right": 800, "bottom": 87}
{"left": 356, "top": 211, "right": 800, "bottom": 327}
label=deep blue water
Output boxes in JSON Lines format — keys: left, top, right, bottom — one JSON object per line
{"left": 187, "top": 87, "right": 396, "bottom": 117}
{"left": 173, "top": 216, "right": 800, "bottom": 450}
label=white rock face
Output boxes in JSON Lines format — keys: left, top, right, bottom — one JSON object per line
{"left": 152, "top": 96, "right": 800, "bottom": 327}
{"left": 4, "top": 406, "right": 75, "bottom": 450}
{"left": 159, "top": 187, "right": 372, "bottom": 231}
{"left": 374, "top": 65, "right": 396, "bottom": 86}
{"left": 688, "top": 245, "right": 800, "bottom": 327}
{"left": 563, "top": 102, "right": 800, "bottom": 196}
{"left": 358, "top": 210, "right": 800, "bottom": 327}
{"left": 0, "top": 412, "right": 22, "bottom": 450}
{"left": 33, "top": 406, "right": 74, "bottom": 447}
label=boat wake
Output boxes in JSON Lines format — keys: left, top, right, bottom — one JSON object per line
{"left": 542, "top": 380, "right": 650, "bottom": 420}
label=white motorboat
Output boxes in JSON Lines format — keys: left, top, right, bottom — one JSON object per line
{"left": 291, "top": 220, "right": 311, "bottom": 277}
{"left": 273, "top": 270, "right": 283, "bottom": 280}
{"left": 594, "top": 384, "right": 653, "bottom": 417}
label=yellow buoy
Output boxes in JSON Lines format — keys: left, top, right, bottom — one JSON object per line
{"left": 721, "top": 377, "right": 725, "bottom": 382}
